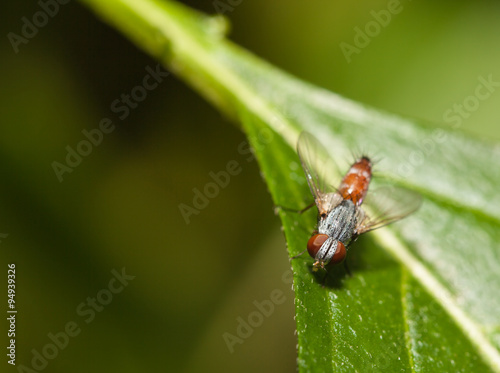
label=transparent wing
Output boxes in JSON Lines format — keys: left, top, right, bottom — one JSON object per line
{"left": 297, "top": 132, "right": 344, "bottom": 214}
{"left": 355, "top": 185, "right": 422, "bottom": 234}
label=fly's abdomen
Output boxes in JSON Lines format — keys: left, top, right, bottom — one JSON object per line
{"left": 338, "top": 156, "right": 372, "bottom": 205}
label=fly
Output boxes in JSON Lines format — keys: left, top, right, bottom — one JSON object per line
{"left": 294, "top": 132, "right": 421, "bottom": 273}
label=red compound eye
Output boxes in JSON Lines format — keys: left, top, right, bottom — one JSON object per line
{"left": 307, "top": 234, "right": 329, "bottom": 258}
{"left": 330, "top": 241, "right": 346, "bottom": 265}
{"left": 307, "top": 234, "right": 347, "bottom": 266}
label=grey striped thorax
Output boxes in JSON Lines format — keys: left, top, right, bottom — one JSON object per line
{"left": 317, "top": 199, "right": 357, "bottom": 245}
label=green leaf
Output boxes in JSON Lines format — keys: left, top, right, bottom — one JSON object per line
{"left": 79, "top": 0, "right": 500, "bottom": 371}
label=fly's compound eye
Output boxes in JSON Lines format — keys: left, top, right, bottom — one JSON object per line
{"left": 307, "top": 234, "right": 346, "bottom": 266}
{"left": 307, "top": 234, "right": 329, "bottom": 258}
{"left": 331, "top": 241, "right": 346, "bottom": 265}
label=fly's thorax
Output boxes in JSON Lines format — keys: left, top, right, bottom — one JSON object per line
{"left": 317, "top": 199, "right": 357, "bottom": 243}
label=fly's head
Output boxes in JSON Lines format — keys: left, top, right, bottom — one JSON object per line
{"left": 307, "top": 234, "right": 346, "bottom": 272}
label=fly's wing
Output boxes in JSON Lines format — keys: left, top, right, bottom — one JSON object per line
{"left": 297, "top": 132, "right": 343, "bottom": 214}
{"left": 355, "top": 185, "right": 422, "bottom": 234}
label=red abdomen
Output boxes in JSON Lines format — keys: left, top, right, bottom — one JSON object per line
{"left": 338, "top": 157, "right": 372, "bottom": 205}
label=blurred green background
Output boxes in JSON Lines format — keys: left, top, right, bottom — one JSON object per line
{"left": 1, "top": 0, "right": 500, "bottom": 372}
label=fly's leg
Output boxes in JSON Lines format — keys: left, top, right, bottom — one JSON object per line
{"left": 291, "top": 249, "right": 307, "bottom": 260}
{"left": 289, "top": 228, "right": 318, "bottom": 260}
{"left": 343, "top": 261, "right": 352, "bottom": 276}
{"left": 274, "top": 202, "right": 315, "bottom": 215}
{"left": 276, "top": 201, "right": 315, "bottom": 261}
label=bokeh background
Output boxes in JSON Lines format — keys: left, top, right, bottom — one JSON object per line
{"left": 1, "top": 1, "right": 500, "bottom": 372}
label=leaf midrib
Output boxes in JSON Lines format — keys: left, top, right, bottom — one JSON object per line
{"left": 373, "top": 227, "right": 500, "bottom": 371}
{"left": 401, "top": 268, "right": 417, "bottom": 373}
